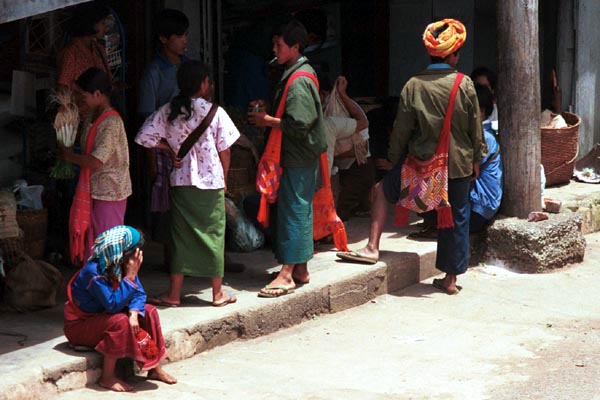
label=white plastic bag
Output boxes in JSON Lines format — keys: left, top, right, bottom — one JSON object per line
{"left": 13, "top": 180, "right": 44, "bottom": 210}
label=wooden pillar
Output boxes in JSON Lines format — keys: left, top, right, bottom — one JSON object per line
{"left": 497, "top": 0, "right": 541, "bottom": 217}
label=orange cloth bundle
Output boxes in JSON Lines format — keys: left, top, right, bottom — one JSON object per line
{"left": 422, "top": 18, "right": 466, "bottom": 58}
{"left": 69, "top": 109, "right": 119, "bottom": 266}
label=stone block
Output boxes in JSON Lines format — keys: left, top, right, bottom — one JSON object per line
{"left": 481, "top": 214, "right": 585, "bottom": 273}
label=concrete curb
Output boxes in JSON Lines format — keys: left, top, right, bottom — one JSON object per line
{"left": 0, "top": 246, "right": 437, "bottom": 400}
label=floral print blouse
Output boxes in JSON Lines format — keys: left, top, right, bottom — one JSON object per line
{"left": 135, "top": 98, "right": 240, "bottom": 190}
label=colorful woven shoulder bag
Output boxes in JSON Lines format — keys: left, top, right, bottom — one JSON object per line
{"left": 394, "top": 73, "right": 464, "bottom": 229}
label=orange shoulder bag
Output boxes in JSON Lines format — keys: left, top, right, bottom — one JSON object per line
{"left": 394, "top": 73, "right": 464, "bottom": 228}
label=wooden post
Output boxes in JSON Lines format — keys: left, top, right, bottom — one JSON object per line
{"left": 497, "top": 0, "right": 541, "bottom": 217}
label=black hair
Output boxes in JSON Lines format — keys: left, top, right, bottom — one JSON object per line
{"left": 68, "top": 1, "right": 110, "bottom": 37}
{"left": 157, "top": 8, "right": 190, "bottom": 38}
{"left": 75, "top": 67, "right": 111, "bottom": 96}
{"left": 274, "top": 19, "right": 309, "bottom": 53}
{"left": 122, "top": 229, "right": 146, "bottom": 261}
{"left": 475, "top": 83, "right": 494, "bottom": 119}
{"left": 471, "top": 66, "right": 497, "bottom": 91}
{"left": 295, "top": 9, "right": 327, "bottom": 44}
{"left": 168, "top": 60, "right": 211, "bottom": 122}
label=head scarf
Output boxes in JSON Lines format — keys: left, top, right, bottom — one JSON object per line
{"left": 422, "top": 18, "right": 466, "bottom": 59}
{"left": 90, "top": 225, "right": 141, "bottom": 281}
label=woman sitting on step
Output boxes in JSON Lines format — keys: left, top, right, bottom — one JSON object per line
{"left": 63, "top": 225, "right": 177, "bottom": 392}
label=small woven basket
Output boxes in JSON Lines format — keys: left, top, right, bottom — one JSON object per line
{"left": 541, "top": 112, "right": 581, "bottom": 187}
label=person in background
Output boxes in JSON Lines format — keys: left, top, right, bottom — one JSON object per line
{"left": 410, "top": 83, "right": 503, "bottom": 237}
{"left": 319, "top": 76, "right": 372, "bottom": 221}
{"left": 64, "top": 226, "right": 176, "bottom": 392}
{"left": 248, "top": 20, "right": 327, "bottom": 298}
{"left": 59, "top": 68, "right": 131, "bottom": 261}
{"left": 57, "top": 1, "right": 112, "bottom": 118}
{"left": 337, "top": 19, "right": 484, "bottom": 297}
{"left": 137, "top": 7, "right": 189, "bottom": 232}
{"left": 470, "top": 66, "right": 498, "bottom": 129}
{"left": 136, "top": 60, "right": 240, "bottom": 307}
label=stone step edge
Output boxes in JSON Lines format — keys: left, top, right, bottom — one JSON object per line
{"left": 0, "top": 249, "right": 437, "bottom": 400}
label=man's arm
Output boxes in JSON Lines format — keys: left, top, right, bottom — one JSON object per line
{"left": 336, "top": 77, "right": 368, "bottom": 132}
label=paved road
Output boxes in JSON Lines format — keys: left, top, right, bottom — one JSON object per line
{"left": 56, "top": 233, "right": 600, "bottom": 400}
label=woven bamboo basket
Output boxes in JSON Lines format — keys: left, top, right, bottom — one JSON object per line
{"left": 541, "top": 112, "right": 580, "bottom": 187}
{"left": 0, "top": 235, "right": 25, "bottom": 265}
{"left": 16, "top": 208, "right": 48, "bottom": 259}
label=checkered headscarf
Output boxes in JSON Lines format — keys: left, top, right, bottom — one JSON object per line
{"left": 90, "top": 225, "right": 141, "bottom": 280}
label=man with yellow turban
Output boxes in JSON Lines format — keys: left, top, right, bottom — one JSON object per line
{"left": 337, "top": 18, "right": 485, "bottom": 296}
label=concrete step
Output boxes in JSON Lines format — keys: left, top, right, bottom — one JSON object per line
{"left": 0, "top": 215, "right": 437, "bottom": 400}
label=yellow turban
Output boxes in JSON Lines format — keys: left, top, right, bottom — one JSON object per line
{"left": 422, "top": 19, "right": 466, "bottom": 58}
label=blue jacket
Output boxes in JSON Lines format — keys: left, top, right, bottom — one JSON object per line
{"left": 71, "top": 261, "right": 146, "bottom": 316}
{"left": 470, "top": 121, "right": 503, "bottom": 220}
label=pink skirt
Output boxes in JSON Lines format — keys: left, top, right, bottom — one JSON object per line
{"left": 64, "top": 303, "right": 166, "bottom": 370}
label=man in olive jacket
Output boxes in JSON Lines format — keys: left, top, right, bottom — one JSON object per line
{"left": 337, "top": 19, "right": 484, "bottom": 295}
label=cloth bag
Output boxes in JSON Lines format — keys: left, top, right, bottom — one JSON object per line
{"left": 69, "top": 109, "right": 119, "bottom": 265}
{"left": 323, "top": 80, "right": 369, "bottom": 164}
{"left": 394, "top": 73, "right": 464, "bottom": 228}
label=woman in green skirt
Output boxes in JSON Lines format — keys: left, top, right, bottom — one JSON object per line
{"left": 135, "top": 61, "right": 240, "bottom": 306}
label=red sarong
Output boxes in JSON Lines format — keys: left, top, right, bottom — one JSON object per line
{"left": 63, "top": 271, "right": 165, "bottom": 371}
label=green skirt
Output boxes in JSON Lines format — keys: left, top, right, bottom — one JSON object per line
{"left": 169, "top": 186, "right": 225, "bottom": 278}
{"left": 273, "top": 164, "right": 318, "bottom": 264}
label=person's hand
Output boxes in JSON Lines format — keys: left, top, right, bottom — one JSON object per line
{"left": 336, "top": 76, "right": 348, "bottom": 95}
{"left": 374, "top": 158, "right": 393, "bottom": 171}
{"left": 248, "top": 110, "right": 270, "bottom": 127}
{"left": 128, "top": 311, "right": 139, "bottom": 335}
{"left": 472, "top": 162, "right": 480, "bottom": 180}
{"left": 124, "top": 248, "right": 143, "bottom": 281}
{"left": 166, "top": 146, "right": 183, "bottom": 168}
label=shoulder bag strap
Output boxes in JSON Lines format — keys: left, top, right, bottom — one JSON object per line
{"left": 436, "top": 72, "right": 465, "bottom": 153}
{"left": 177, "top": 103, "right": 219, "bottom": 159}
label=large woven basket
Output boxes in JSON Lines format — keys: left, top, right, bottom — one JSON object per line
{"left": 541, "top": 112, "right": 580, "bottom": 187}
{"left": 16, "top": 208, "right": 48, "bottom": 259}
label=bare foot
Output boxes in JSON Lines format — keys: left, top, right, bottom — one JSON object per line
{"left": 148, "top": 367, "right": 177, "bottom": 384}
{"left": 99, "top": 377, "right": 133, "bottom": 392}
{"left": 354, "top": 246, "right": 379, "bottom": 260}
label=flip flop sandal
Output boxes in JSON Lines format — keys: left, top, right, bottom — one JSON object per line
{"left": 257, "top": 285, "right": 296, "bottom": 298}
{"left": 432, "top": 278, "right": 461, "bottom": 295}
{"left": 336, "top": 250, "right": 378, "bottom": 264}
{"left": 212, "top": 292, "right": 237, "bottom": 307}
{"left": 147, "top": 295, "right": 180, "bottom": 307}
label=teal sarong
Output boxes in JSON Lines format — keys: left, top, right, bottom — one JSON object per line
{"left": 273, "top": 164, "right": 318, "bottom": 264}
{"left": 170, "top": 186, "right": 225, "bottom": 277}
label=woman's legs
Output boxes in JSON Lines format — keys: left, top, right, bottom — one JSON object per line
{"left": 155, "top": 273, "right": 184, "bottom": 305}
